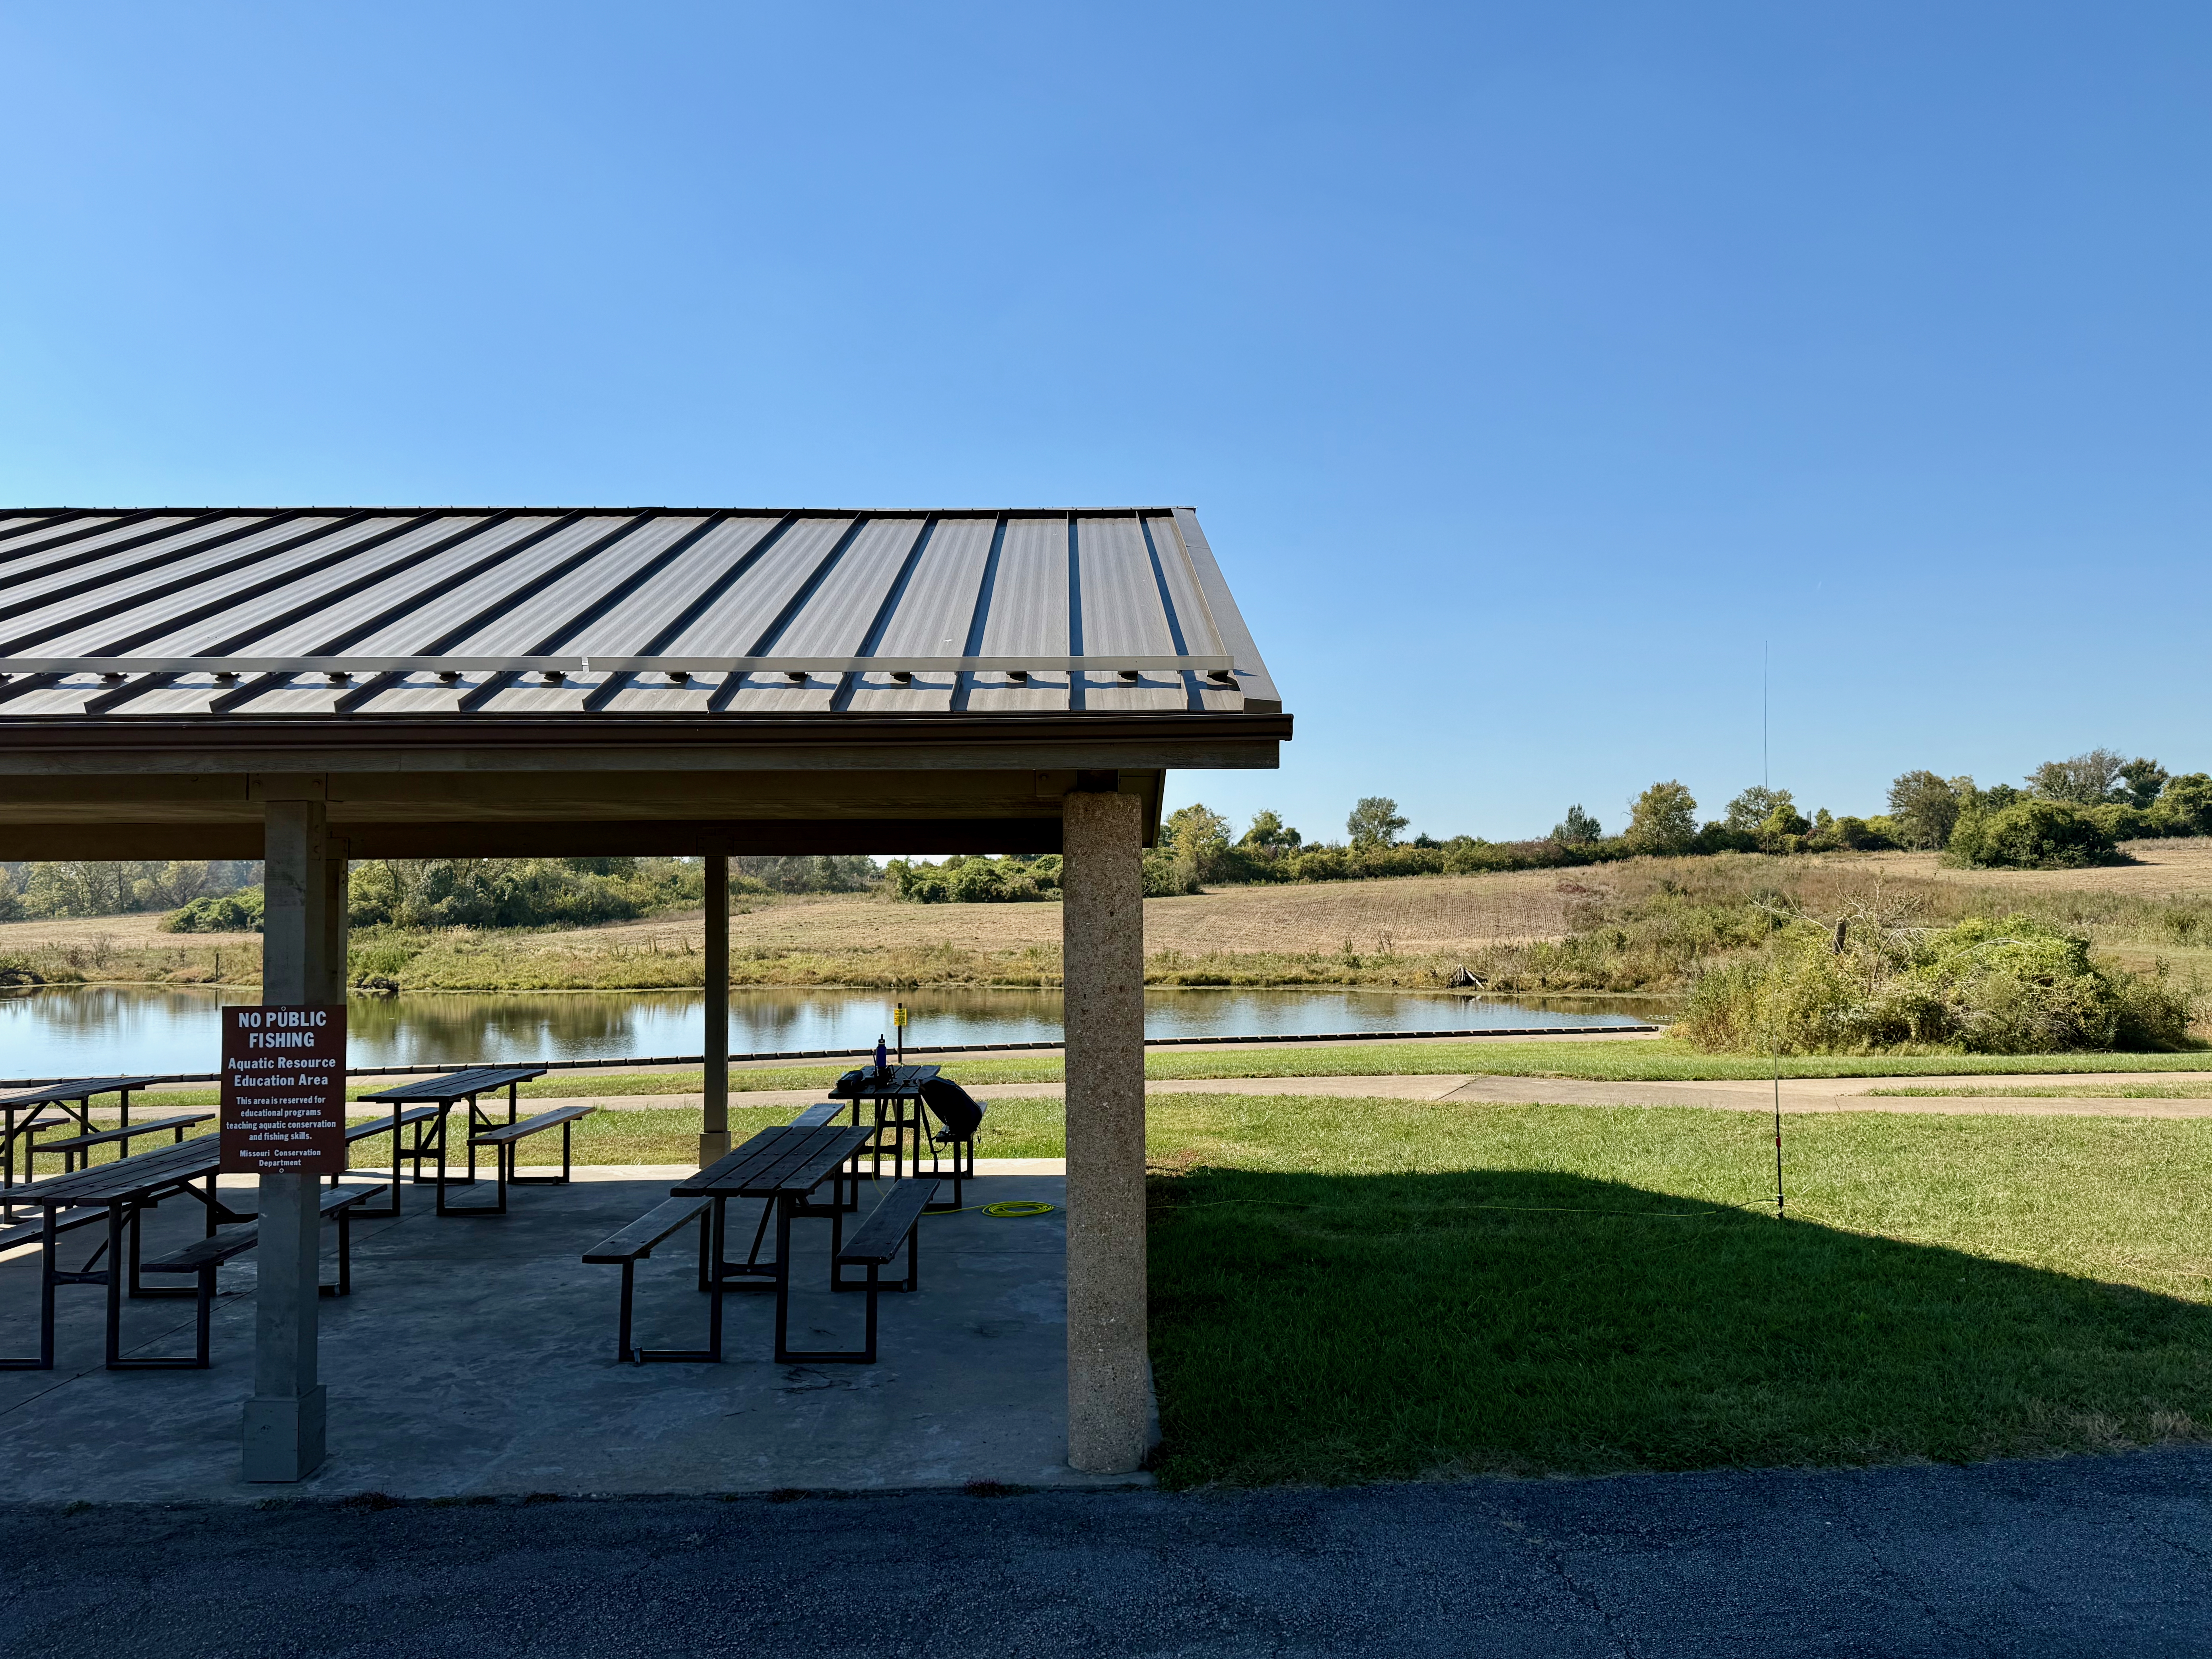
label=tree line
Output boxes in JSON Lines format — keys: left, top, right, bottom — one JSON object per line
{"left": 887, "top": 748, "right": 2208, "bottom": 903}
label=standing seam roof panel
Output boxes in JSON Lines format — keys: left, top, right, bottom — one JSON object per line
{"left": 841, "top": 514, "right": 995, "bottom": 715}
{"left": 0, "top": 505, "right": 1280, "bottom": 722}
{"left": 38, "top": 518, "right": 444, "bottom": 658}
{"left": 718, "top": 517, "right": 923, "bottom": 715}
{"left": 964, "top": 516, "right": 1071, "bottom": 712}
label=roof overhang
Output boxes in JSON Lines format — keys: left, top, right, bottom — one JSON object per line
{"left": 0, "top": 506, "right": 1289, "bottom": 857}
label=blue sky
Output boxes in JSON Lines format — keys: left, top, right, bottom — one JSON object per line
{"left": 4, "top": 3, "right": 2207, "bottom": 846}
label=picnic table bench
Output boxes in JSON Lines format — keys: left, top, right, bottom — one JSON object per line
{"left": 27, "top": 1113, "right": 213, "bottom": 1178}
{"left": 586, "top": 1106, "right": 945, "bottom": 1365}
{"left": 581, "top": 1198, "right": 715, "bottom": 1363}
{"left": 136, "top": 1184, "right": 386, "bottom": 1367}
{"left": 458, "top": 1105, "right": 595, "bottom": 1216}
{"left": 0, "top": 1075, "right": 175, "bottom": 1218}
{"left": 0, "top": 1136, "right": 253, "bottom": 1371}
{"left": 673, "top": 1122, "right": 907, "bottom": 1364}
{"left": 354, "top": 1066, "right": 560, "bottom": 1217}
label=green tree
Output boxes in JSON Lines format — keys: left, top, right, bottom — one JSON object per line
{"left": 1756, "top": 795, "right": 1812, "bottom": 851}
{"left": 1238, "top": 809, "right": 1303, "bottom": 853}
{"left": 1346, "top": 796, "right": 1408, "bottom": 850}
{"left": 1723, "top": 786, "right": 1789, "bottom": 836}
{"left": 1551, "top": 804, "right": 1603, "bottom": 843}
{"left": 1162, "top": 804, "right": 1234, "bottom": 880}
{"left": 2027, "top": 748, "right": 2128, "bottom": 804}
{"left": 2118, "top": 757, "right": 2170, "bottom": 809}
{"left": 1887, "top": 770, "right": 1966, "bottom": 850}
{"left": 1625, "top": 781, "right": 1698, "bottom": 855}
{"left": 2156, "top": 774, "right": 2212, "bottom": 836}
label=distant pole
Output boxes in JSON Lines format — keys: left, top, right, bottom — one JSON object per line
{"left": 1762, "top": 641, "right": 1769, "bottom": 789}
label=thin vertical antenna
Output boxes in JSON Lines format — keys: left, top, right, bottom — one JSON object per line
{"left": 1766, "top": 637, "right": 1783, "bottom": 1219}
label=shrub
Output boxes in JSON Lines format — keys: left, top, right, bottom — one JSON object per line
{"left": 2154, "top": 774, "right": 2212, "bottom": 837}
{"left": 343, "top": 857, "right": 701, "bottom": 929}
{"left": 1809, "top": 814, "right": 1895, "bottom": 852}
{"left": 1677, "top": 913, "right": 2194, "bottom": 1055}
{"left": 164, "top": 889, "right": 267, "bottom": 933}
{"left": 1943, "top": 800, "right": 2121, "bottom": 870}
{"left": 884, "top": 855, "right": 1060, "bottom": 903}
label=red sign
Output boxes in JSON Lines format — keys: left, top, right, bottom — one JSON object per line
{"left": 220, "top": 1005, "right": 347, "bottom": 1174}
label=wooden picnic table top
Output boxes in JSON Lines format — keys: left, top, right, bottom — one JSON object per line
{"left": 0, "top": 1076, "right": 174, "bottom": 1110}
{"left": 827, "top": 1064, "right": 941, "bottom": 1101}
{"left": 11, "top": 1136, "right": 220, "bottom": 1207}
{"left": 358, "top": 1066, "right": 547, "bottom": 1104}
{"left": 671, "top": 1124, "right": 872, "bottom": 1201}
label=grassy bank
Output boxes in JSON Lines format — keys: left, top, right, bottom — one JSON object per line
{"left": 0, "top": 934, "right": 1503, "bottom": 992}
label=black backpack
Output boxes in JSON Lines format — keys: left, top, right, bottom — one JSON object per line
{"left": 918, "top": 1077, "right": 987, "bottom": 1141}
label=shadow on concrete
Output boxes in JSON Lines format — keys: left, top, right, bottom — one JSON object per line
{"left": 1148, "top": 1164, "right": 2212, "bottom": 1486}
{"left": 0, "top": 1170, "right": 1100, "bottom": 1503}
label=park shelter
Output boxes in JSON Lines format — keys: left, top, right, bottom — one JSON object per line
{"left": 0, "top": 506, "right": 1289, "bottom": 1481}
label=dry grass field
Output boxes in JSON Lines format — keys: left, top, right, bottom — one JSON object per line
{"left": 6, "top": 839, "right": 2212, "bottom": 992}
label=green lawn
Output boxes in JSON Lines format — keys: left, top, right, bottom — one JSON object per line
{"left": 1869, "top": 1083, "right": 2212, "bottom": 1099}
{"left": 119, "top": 1036, "right": 2212, "bottom": 1118}
{"left": 1141, "top": 1094, "right": 2212, "bottom": 1487}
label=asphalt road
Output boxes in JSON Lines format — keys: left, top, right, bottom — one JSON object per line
{"left": 6, "top": 1449, "right": 2210, "bottom": 1657}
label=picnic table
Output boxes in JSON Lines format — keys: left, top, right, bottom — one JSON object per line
{"left": 0, "top": 1135, "right": 250, "bottom": 1371}
{"left": 0, "top": 1076, "right": 174, "bottom": 1218}
{"left": 827, "top": 1064, "right": 942, "bottom": 1181}
{"left": 672, "top": 1123, "right": 874, "bottom": 1363}
{"left": 354, "top": 1065, "right": 548, "bottom": 1217}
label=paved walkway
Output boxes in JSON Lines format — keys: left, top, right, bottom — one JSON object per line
{"left": 543, "top": 1070, "right": 2212, "bottom": 1120}
{"left": 9, "top": 1447, "right": 2212, "bottom": 1655}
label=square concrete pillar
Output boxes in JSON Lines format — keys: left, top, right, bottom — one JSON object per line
{"left": 243, "top": 795, "right": 334, "bottom": 1483}
{"left": 701, "top": 855, "right": 731, "bottom": 1164}
{"left": 1060, "top": 787, "right": 1149, "bottom": 1474}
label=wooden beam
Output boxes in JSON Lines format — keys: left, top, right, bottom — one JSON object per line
{"left": 0, "top": 817, "right": 1071, "bottom": 860}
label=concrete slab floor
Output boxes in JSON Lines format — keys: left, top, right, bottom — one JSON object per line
{"left": 0, "top": 1169, "right": 1131, "bottom": 1504}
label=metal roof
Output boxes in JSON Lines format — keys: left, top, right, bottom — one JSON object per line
{"left": 0, "top": 507, "right": 1280, "bottom": 721}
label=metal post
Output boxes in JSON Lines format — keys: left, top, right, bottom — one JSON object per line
{"left": 1061, "top": 785, "right": 1150, "bottom": 1474}
{"left": 701, "top": 855, "right": 731, "bottom": 1164}
{"left": 242, "top": 794, "right": 331, "bottom": 1482}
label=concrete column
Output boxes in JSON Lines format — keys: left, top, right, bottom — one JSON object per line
{"left": 243, "top": 796, "right": 331, "bottom": 1482}
{"left": 1061, "top": 787, "right": 1149, "bottom": 1474}
{"left": 319, "top": 838, "right": 350, "bottom": 1006}
{"left": 701, "top": 855, "right": 731, "bottom": 1164}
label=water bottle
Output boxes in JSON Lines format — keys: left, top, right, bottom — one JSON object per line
{"left": 874, "top": 1035, "right": 888, "bottom": 1071}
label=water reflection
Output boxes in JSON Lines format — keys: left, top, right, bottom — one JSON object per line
{"left": 0, "top": 984, "right": 1665, "bottom": 1080}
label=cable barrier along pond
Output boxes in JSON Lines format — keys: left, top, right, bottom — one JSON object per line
{"left": 0, "top": 1022, "right": 1662, "bottom": 1091}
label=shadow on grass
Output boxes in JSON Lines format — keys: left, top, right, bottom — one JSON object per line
{"left": 1147, "top": 1164, "right": 2212, "bottom": 1487}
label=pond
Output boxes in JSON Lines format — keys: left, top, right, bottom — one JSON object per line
{"left": 0, "top": 984, "right": 1667, "bottom": 1082}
